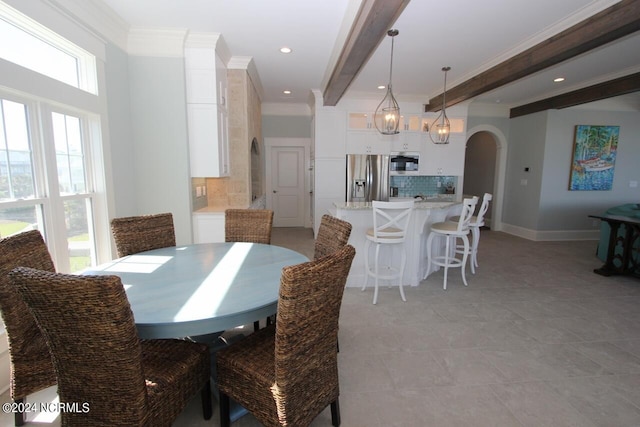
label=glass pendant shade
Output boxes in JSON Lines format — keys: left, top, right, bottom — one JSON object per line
{"left": 429, "top": 66, "right": 451, "bottom": 144}
{"left": 375, "top": 29, "right": 400, "bottom": 135}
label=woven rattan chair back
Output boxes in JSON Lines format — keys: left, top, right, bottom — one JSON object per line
{"left": 110, "top": 212, "right": 176, "bottom": 257}
{"left": 225, "top": 209, "right": 274, "bottom": 244}
{"left": 313, "top": 214, "right": 352, "bottom": 260}
{"left": 0, "top": 230, "right": 57, "bottom": 426}
{"left": 9, "top": 267, "right": 212, "bottom": 427}
{"left": 216, "top": 244, "right": 356, "bottom": 427}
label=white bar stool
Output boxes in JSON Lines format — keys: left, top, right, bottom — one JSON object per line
{"left": 424, "top": 196, "right": 478, "bottom": 290}
{"left": 363, "top": 200, "right": 414, "bottom": 304}
{"left": 448, "top": 193, "right": 492, "bottom": 274}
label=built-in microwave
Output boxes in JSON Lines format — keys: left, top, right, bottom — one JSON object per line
{"left": 390, "top": 152, "right": 420, "bottom": 174}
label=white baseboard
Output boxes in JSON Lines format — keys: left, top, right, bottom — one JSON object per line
{"left": 501, "top": 223, "right": 600, "bottom": 241}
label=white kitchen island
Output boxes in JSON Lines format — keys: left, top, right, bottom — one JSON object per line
{"left": 331, "top": 199, "right": 462, "bottom": 289}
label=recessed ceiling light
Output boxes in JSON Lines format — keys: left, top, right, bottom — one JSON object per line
{"left": 377, "top": 85, "right": 386, "bottom": 90}
{"left": 279, "top": 47, "right": 292, "bottom": 54}
{"left": 554, "top": 77, "right": 565, "bottom": 83}
{"left": 283, "top": 90, "right": 291, "bottom": 95}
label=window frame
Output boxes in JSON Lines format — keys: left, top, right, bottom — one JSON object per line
{"left": 0, "top": 1, "right": 98, "bottom": 94}
{"left": 0, "top": 90, "right": 102, "bottom": 273}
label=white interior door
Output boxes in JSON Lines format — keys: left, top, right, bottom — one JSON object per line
{"left": 270, "top": 146, "right": 305, "bottom": 227}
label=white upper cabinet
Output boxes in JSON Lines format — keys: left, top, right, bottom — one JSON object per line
{"left": 348, "top": 112, "right": 374, "bottom": 130}
{"left": 391, "top": 132, "right": 423, "bottom": 153}
{"left": 346, "top": 131, "right": 394, "bottom": 154}
{"left": 187, "top": 104, "right": 228, "bottom": 177}
{"left": 398, "top": 115, "right": 426, "bottom": 132}
{"left": 184, "top": 33, "right": 229, "bottom": 177}
{"left": 185, "top": 54, "right": 227, "bottom": 106}
{"left": 421, "top": 134, "right": 466, "bottom": 176}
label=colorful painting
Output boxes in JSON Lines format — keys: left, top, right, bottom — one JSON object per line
{"left": 569, "top": 125, "right": 619, "bottom": 191}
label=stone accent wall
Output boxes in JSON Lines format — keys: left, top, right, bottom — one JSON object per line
{"left": 247, "top": 73, "right": 263, "bottom": 200}
{"left": 205, "top": 68, "right": 262, "bottom": 208}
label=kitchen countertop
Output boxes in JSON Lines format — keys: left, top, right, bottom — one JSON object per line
{"left": 334, "top": 198, "right": 458, "bottom": 210}
{"left": 193, "top": 206, "right": 228, "bottom": 214}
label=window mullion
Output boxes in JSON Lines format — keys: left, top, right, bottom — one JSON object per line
{"left": 38, "top": 103, "right": 70, "bottom": 272}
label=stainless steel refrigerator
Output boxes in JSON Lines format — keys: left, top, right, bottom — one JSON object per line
{"left": 346, "top": 154, "right": 390, "bottom": 202}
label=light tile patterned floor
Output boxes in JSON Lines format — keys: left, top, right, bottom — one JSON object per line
{"left": 3, "top": 229, "right": 640, "bottom": 426}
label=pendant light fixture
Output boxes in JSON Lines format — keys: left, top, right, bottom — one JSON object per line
{"left": 429, "top": 66, "right": 451, "bottom": 144}
{"left": 374, "top": 29, "right": 400, "bottom": 135}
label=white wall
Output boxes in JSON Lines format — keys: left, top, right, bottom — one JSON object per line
{"left": 127, "top": 56, "right": 193, "bottom": 245}
{"left": 538, "top": 108, "right": 640, "bottom": 230}
{"left": 104, "top": 43, "right": 137, "bottom": 218}
{"left": 502, "top": 111, "right": 548, "bottom": 231}
{"left": 488, "top": 106, "right": 640, "bottom": 240}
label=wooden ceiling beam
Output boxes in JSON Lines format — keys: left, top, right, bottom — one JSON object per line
{"left": 322, "top": 0, "right": 410, "bottom": 106}
{"left": 509, "top": 72, "right": 640, "bottom": 118}
{"left": 424, "top": 0, "right": 640, "bottom": 112}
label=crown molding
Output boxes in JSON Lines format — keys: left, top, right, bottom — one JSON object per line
{"left": 128, "top": 28, "right": 187, "bottom": 57}
{"left": 47, "top": 0, "right": 129, "bottom": 53}
{"left": 228, "top": 56, "right": 264, "bottom": 101}
{"left": 184, "top": 32, "right": 231, "bottom": 64}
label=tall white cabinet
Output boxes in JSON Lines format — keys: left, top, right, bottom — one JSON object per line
{"left": 184, "top": 33, "right": 230, "bottom": 177}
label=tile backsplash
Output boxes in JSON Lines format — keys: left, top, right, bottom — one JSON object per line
{"left": 390, "top": 175, "right": 458, "bottom": 198}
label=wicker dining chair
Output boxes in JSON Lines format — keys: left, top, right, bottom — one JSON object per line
{"left": 225, "top": 208, "right": 274, "bottom": 244}
{"left": 314, "top": 214, "right": 352, "bottom": 260}
{"left": 216, "top": 244, "right": 356, "bottom": 427}
{"left": 0, "top": 230, "right": 57, "bottom": 427}
{"left": 9, "top": 267, "right": 212, "bottom": 427}
{"left": 225, "top": 208, "right": 274, "bottom": 331}
{"left": 110, "top": 212, "right": 176, "bottom": 257}
{"left": 314, "top": 214, "right": 352, "bottom": 352}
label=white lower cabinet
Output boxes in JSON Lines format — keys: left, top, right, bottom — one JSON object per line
{"left": 193, "top": 213, "right": 225, "bottom": 243}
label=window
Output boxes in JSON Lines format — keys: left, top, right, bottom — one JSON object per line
{"left": 0, "top": 3, "right": 106, "bottom": 274}
{"left": 0, "top": 1, "right": 98, "bottom": 94}
{"left": 0, "top": 95, "right": 98, "bottom": 273}
{"left": 0, "top": 99, "right": 34, "bottom": 200}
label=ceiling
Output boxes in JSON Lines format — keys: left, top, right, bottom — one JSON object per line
{"left": 98, "top": 0, "right": 640, "bottom": 112}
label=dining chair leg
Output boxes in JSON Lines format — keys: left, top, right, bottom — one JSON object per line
{"left": 461, "top": 235, "right": 470, "bottom": 287}
{"left": 362, "top": 240, "right": 371, "bottom": 292}
{"left": 331, "top": 399, "right": 341, "bottom": 426}
{"left": 471, "top": 225, "right": 480, "bottom": 271}
{"left": 14, "top": 399, "right": 25, "bottom": 426}
{"left": 219, "top": 391, "right": 231, "bottom": 427}
{"left": 201, "top": 380, "right": 213, "bottom": 420}
{"left": 398, "top": 245, "right": 407, "bottom": 302}
{"left": 373, "top": 244, "right": 381, "bottom": 305}
{"left": 441, "top": 235, "right": 448, "bottom": 290}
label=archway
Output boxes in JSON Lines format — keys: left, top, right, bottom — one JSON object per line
{"left": 465, "top": 125, "right": 508, "bottom": 231}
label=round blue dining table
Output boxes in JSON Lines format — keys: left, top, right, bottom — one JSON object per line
{"left": 82, "top": 242, "right": 309, "bottom": 339}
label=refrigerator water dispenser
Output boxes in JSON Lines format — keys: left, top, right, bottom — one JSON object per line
{"left": 354, "top": 179, "right": 366, "bottom": 198}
